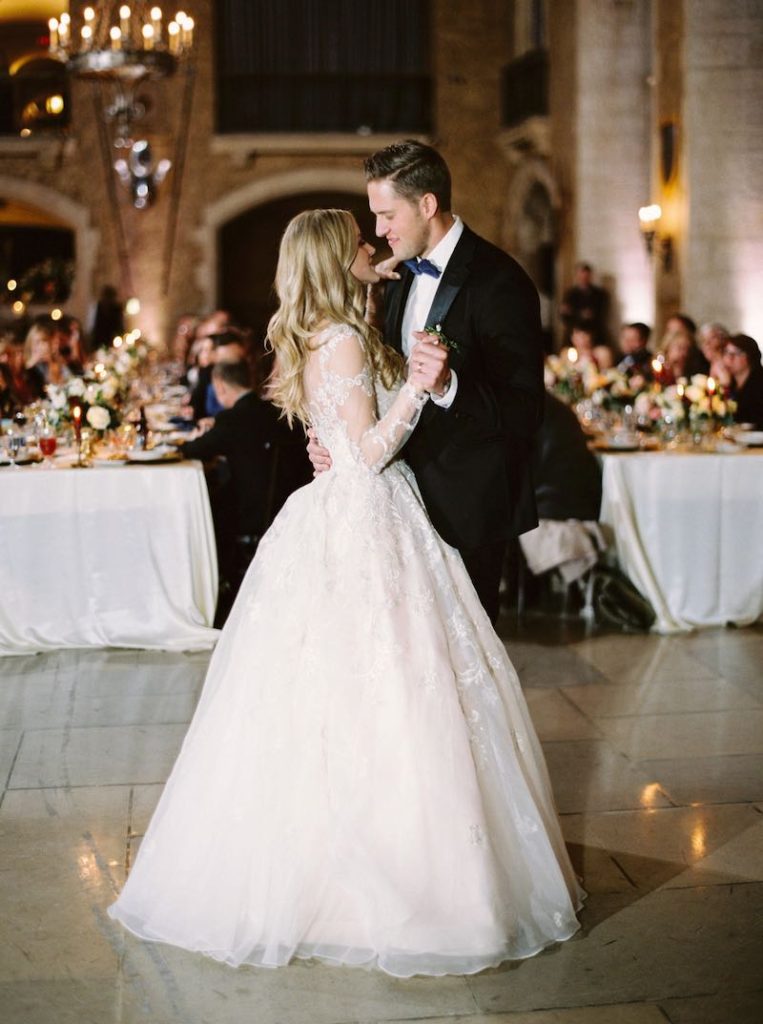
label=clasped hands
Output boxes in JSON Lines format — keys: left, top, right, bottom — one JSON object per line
{"left": 307, "top": 336, "right": 450, "bottom": 476}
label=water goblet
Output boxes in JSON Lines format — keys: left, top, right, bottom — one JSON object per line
{"left": 3, "top": 424, "right": 25, "bottom": 468}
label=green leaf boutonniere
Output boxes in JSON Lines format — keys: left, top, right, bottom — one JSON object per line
{"left": 424, "top": 323, "right": 460, "bottom": 354}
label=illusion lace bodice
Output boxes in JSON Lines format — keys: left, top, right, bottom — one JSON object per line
{"left": 305, "top": 324, "right": 427, "bottom": 474}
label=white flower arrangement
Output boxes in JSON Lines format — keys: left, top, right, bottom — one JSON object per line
{"left": 86, "top": 405, "right": 111, "bottom": 431}
{"left": 44, "top": 375, "right": 121, "bottom": 433}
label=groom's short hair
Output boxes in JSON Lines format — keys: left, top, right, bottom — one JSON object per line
{"left": 364, "top": 140, "right": 452, "bottom": 212}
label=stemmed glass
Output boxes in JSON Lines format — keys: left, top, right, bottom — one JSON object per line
{"left": 38, "top": 422, "right": 58, "bottom": 467}
{"left": 3, "top": 423, "right": 25, "bottom": 468}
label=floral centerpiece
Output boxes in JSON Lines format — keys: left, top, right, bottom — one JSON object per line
{"left": 634, "top": 374, "right": 736, "bottom": 442}
{"left": 544, "top": 353, "right": 586, "bottom": 404}
{"left": 585, "top": 367, "right": 643, "bottom": 412}
{"left": 46, "top": 375, "right": 122, "bottom": 433}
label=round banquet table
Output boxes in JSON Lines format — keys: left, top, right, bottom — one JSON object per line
{"left": 0, "top": 461, "right": 219, "bottom": 655}
{"left": 599, "top": 450, "right": 763, "bottom": 633}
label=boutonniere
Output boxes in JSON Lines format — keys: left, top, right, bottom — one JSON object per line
{"left": 424, "top": 323, "right": 460, "bottom": 354}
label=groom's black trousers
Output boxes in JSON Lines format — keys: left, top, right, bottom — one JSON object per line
{"left": 461, "top": 538, "right": 507, "bottom": 626}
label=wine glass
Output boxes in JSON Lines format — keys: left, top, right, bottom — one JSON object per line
{"left": 3, "top": 423, "right": 24, "bottom": 468}
{"left": 38, "top": 422, "right": 58, "bottom": 467}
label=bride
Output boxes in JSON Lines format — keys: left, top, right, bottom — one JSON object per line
{"left": 108, "top": 209, "right": 583, "bottom": 978}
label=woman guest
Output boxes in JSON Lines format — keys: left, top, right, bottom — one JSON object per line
{"left": 723, "top": 334, "right": 763, "bottom": 428}
{"left": 562, "top": 322, "right": 613, "bottom": 370}
{"left": 659, "top": 313, "right": 708, "bottom": 383}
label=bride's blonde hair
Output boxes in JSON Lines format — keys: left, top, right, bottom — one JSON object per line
{"left": 266, "top": 209, "right": 405, "bottom": 426}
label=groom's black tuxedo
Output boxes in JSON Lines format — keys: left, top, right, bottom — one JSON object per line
{"left": 385, "top": 224, "right": 544, "bottom": 557}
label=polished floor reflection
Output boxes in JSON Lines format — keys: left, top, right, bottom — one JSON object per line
{"left": 1, "top": 625, "right": 761, "bottom": 1024}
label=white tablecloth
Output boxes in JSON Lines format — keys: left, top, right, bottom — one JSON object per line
{"left": 0, "top": 462, "right": 219, "bottom": 655}
{"left": 600, "top": 452, "right": 763, "bottom": 633}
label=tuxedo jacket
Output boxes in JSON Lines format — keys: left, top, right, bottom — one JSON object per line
{"left": 384, "top": 225, "right": 544, "bottom": 553}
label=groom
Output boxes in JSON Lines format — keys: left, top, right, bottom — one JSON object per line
{"left": 312, "top": 140, "right": 544, "bottom": 622}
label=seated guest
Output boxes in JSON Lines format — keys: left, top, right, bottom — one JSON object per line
{"left": 519, "top": 392, "right": 604, "bottom": 586}
{"left": 723, "top": 334, "right": 763, "bottom": 427}
{"left": 698, "top": 322, "right": 731, "bottom": 382}
{"left": 562, "top": 323, "right": 613, "bottom": 370}
{"left": 617, "top": 322, "right": 653, "bottom": 377}
{"left": 178, "top": 359, "right": 311, "bottom": 618}
{"left": 23, "top": 322, "right": 65, "bottom": 395}
{"left": 658, "top": 312, "right": 709, "bottom": 382}
{"left": 0, "top": 333, "right": 38, "bottom": 411}
{"left": 52, "top": 315, "right": 85, "bottom": 376}
{"left": 186, "top": 325, "right": 248, "bottom": 422}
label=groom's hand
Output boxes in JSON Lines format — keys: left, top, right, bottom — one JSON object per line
{"left": 411, "top": 335, "right": 451, "bottom": 396}
{"left": 307, "top": 427, "right": 332, "bottom": 476}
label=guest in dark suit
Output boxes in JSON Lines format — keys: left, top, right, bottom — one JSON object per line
{"left": 534, "top": 393, "right": 601, "bottom": 522}
{"left": 309, "top": 140, "right": 544, "bottom": 621}
{"left": 560, "top": 262, "right": 610, "bottom": 345}
{"left": 617, "top": 322, "right": 654, "bottom": 379}
{"left": 180, "top": 360, "right": 311, "bottom": 615}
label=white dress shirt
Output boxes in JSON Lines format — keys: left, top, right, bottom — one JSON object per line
{"left": 401, "top": 216, "right": 463, "bottom": 408}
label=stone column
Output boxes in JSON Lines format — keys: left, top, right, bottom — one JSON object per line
{"left": 682, "top": 0, "right": 763, "bottom": 341}
{"left": 571, "top": 0, "right": 654, "bottom": 338}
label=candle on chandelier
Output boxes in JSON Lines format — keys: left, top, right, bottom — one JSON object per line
{"left": 84, "top": 7, "right": 95, "bottom": 25}
{"left": 167, "top": 20, "right": 180, "bottom": 54}
{"left": 48, "top": 18, "right": 59, "bottom": 52}
{"left": 183, "top": 16, "right": 194, "bottom": 48}
{"left": 151, "top": 7, "right": 163, "bottom": 42}
{"left": 110, "top": 25, "right": 122, "bottom": 50}
{"left": 120, "top": 5, "right": 131, "bottom": 42}
{"left": 81, "top": 25, "right": 93, "bottom": 49}
{"left": 59, "top": 12, "right": 70, "bottom": 48}
{"left": 142, "top": 23, "right": 155, "bottom": 50}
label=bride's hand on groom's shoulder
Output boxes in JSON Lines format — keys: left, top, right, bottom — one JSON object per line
{"left": 373, "top": 257, "right": 401, "bottom": 281}
{"left": 307, "top": 427, "right": 332, "bottom": 476}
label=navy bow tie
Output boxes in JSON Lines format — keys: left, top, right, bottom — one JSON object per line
{"left": 403, "top": 257, "right": 441, "bottom": 279}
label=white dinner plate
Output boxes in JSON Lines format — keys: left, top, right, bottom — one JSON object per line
{"left": 734, "top": 430, "right": 763, "bottom": 447}
{"left": 126, "top": 444, "right": 178, "bottom": 462}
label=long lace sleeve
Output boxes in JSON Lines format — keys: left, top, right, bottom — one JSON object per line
{"left": 319, "top": 328, "right": 428, "bottom": 473}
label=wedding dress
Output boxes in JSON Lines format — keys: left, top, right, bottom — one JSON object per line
{"left": 109, "top": 324, "right": 583, "bottom": 977}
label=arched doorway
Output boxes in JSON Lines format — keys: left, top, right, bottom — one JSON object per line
{"left": 219, "top": 191, "right": 382, "bottom": 340}
{"left": 0, "top": 176, "right": 98, "bottom": 320}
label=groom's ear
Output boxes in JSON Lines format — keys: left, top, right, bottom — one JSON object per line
{"left": 419, "top": 192, "right": 440, "bottom": 221}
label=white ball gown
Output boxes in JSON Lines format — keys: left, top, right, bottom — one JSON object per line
{"left": 109, "top": 324, "right": 583, "bottom": 978}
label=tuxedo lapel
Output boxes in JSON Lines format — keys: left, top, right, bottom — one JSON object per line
{"left": 385, "top": 271, "right": 415, "bottom": 353}
{"left": 425, "top": 227, "right": 477, "bottom": 332}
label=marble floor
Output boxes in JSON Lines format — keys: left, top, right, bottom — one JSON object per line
{"left": 0, "top": 622, "right": 762, "bottom": 1024}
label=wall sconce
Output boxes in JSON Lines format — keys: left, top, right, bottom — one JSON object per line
{"left": 638, "top": 204, "right": 673, "bottom": 271}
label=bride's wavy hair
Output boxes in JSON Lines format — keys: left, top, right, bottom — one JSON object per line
{"left": 266, "top": 209, "right": 404, "bottom": 427}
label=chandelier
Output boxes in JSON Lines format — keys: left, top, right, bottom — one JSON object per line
{"left": 47, "top": 4, "right": 195, "bottom": 208}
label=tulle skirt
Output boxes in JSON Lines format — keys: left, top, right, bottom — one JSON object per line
{"left": 109, "top": 460, "right": 583, "bottom": 977}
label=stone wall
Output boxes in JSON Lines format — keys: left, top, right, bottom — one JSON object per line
{"left": 1, "top": 0, "right": 761, "bottom": 350}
